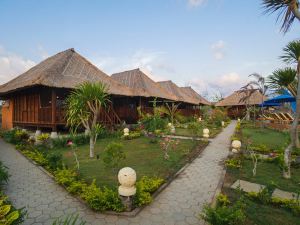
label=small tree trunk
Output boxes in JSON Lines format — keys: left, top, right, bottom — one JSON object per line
{"left": 283, "top": 144, "right": 292, "bottom": 179}
{"left": 89, "top": 134, "right": 95, "bottom": 158}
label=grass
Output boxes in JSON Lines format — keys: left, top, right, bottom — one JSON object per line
{"left": 56, "top": 136, "right": 206, "bottom": 188}
{"left": 223, "top": 187, "right": 300, "bottom": 225}
{"left": 226, "top": 160, "right": 300, "bottom": 193}
{"left": 174, "top": 126, "right": 222, "bottom": 138}
{"left": 242, "top": 126, "right": 289, "bottom": 151}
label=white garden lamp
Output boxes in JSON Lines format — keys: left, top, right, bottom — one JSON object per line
{"left": 231, "top": 140, "right": 241, "bottom": 153}
{"left": 123, "top": 128, "right": 129, "bottom": 136}
{"left": 118, "top": 167, "right": 136, "bottom": 211}
{"left": 203, "top": 128, "right": 210, "bottom": 138}
{"left": 221, "top": 121, "right": 225, "bottom": 127}
{"left": 198, "top": 117, "right": 202, "bottom": 122}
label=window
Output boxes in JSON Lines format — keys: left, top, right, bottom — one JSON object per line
{"left": 39, "top": 89, "right": 51, "bottom": 107}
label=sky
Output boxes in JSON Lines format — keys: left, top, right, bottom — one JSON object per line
{"left": 0, "top": 0, "right": 300, "bottom": 100}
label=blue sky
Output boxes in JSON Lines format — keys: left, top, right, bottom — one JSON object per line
{"left": 0, "top": 0, "right": 300, "bottom": 99}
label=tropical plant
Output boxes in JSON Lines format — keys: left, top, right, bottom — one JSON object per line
{"left": 159, "top": 137, "right": 180, "bottom": 160}
{"left": 241, "top": 73, "right": 268, "bottom": 120}
{"left": 65, "top": 82, "right": 109, "bottom": 158}
{"left": 0, "top": 161, "right": 9, "bottom": 185}
{"left": 239, "top": 86, "right": 258, "bottom": 121}
{"left": 279, "top": 40, "right": 300, "bottom": 178}
{"left": 262, "top": 0, "right": 300, "bottom": 33}
{"left": 0, "top": 195, "right": 20, "bottom": 225}
{"left": 267, "top": 67, "right": 297, "bottom": 96}
{"left": 157, "top": 102, "right": 181, "bottom": 124}
{"left": 102, "top": 142, "right": 126, "bottom": 169}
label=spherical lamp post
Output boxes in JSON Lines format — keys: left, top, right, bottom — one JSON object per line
{"left": 231, "top": 140, "right": 242, "bottom": 153}
{"left": 123, "top": 128, "right": 130, "bottom": 136}
{"left": 118, "top": 167, "right": 136, "bottom": 211}
{"left": 203, "top": 128, "right": 210, "bottom": 138}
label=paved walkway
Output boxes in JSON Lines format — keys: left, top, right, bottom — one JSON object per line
{"left": 0, "top": 121, "right": 236, "bottom": 225}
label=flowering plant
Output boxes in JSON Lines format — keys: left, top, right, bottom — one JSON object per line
{"left": 159, "top": 137, "right": 179, "bottom": 160}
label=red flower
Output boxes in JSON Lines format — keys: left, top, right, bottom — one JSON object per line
{"left": 67, "top": 140, "right": 73, "bottom": 146}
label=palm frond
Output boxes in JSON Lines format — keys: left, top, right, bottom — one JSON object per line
{"left": 280, "top": 40, "right": 300, "bottom": 64}
{"left": 262, "top": 0, "right": 299, "bottom": 33}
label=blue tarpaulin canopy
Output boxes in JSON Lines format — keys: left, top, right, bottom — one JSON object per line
{"left": 262, "top": 92, "right": 296, "bottom": 112}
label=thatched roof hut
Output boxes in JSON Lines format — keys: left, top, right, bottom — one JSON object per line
{"left": 180, "top": 86, "right": 210, "bottom": 105}
{"left": 0, "top": 48, "right": 134, "bottom": 97}
{"left": 157, "top": 81, "right": 198, "bottom": 104}
{"left": 216, "top": 90, "right": 266, "bottom": 107}
{"left": 111, "top": 68, "right": 178, "bottom": 101}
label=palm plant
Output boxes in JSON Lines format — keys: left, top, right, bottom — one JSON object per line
{"left": 239, "top": 85, "right": 258, "bottom": 121}
{"left": 267, "top": 67, "right": 297, "bottom": 96}
{"left": 240, "top": 73, "right": 267, "bottom": 120}
{"left": 262, "top": 0, "right": 300, "bottom": 179}
{"left": 157, "top": 102, "right": 181, "bottom": 124}
{"left": 65, "top": 82, "right": 109, "bottom": 158}
{"left": 262, "top": 0, "right": 300, "bottom": 33}
{"left": 279, "top": 40, "right": 300, "bottom": 178}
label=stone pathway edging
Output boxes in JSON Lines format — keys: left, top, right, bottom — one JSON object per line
{"left": 0, "top": 121, "right": 237, "bottom": 225}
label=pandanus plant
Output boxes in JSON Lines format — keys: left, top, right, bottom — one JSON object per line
{"left": 65, "top": 82, "right": 109, "bottom": 158}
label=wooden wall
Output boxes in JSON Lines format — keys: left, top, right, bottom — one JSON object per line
{"left": 2, "top": 99, "right": 13, "bottom": 130}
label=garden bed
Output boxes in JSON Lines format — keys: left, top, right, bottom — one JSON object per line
{"left": 1, "top": 128, "right": 208, "bottom": 214}
{"left": 214, "top": 121, "right": 300, "bottom": 225}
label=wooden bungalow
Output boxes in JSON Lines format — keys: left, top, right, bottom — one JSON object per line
{"left": 111, "top": 68, "right": 179, "bottom": 123}
{"left": 215, "top": 90, "right": 266, "bottom": 119}
{"left": 0, "top": 48, "right": 136, "bottom": 131}
{"left": 157, "top": 81, "right": 203, "bottom": 117}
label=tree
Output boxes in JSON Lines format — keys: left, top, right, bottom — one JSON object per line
{"left": 247, "top": 73, "right": 268, "bottom": 115}
{"left": 262, "top": 0, "right": 300, "bottom": 33}
{"left": 267, "top": 67, "right": 297, "bottom": 96}
{"left": 280, "top": 40, "right": 300, "bottom": 178}
{"left": 239, "top": 86, "right": 258, "bottom": 121}
{"left": 65, "top": 82, "right": 109, "bottom": 158}
{"left": 262, "top": 0, "right": 300, "bottom": 179}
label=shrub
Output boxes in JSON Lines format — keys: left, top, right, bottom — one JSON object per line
{"left": 102, "top": 142, "right": 126, "bottom": 169}
{"left": 134, "top": 176, "right": 164, "bottom": 207}
{"left": 54, "top": 168, "right": 77, "bottom": 187}
{"left": 121, "top": 131, "right": 141, "bottom": 140}
{"left": 22, "top": 150, "right": 49, "bottom": 166}
{"left": 201, "top": 198, "right": 246, "bottom": 225}
{"left": 46, "top": 152, "right": 63, "bottom": 171}
{"left": 0, "top": 196, "right": 20, "bottom": 225}
{"left": 225, "top": 158, "right": 242, "bottom": 169}
{"left": 81, "top": 180, "right": 124, "bottom": 212}
{"left": 0, "top": 161, "right": 9, "bottom": 185}
{"left": 2, "top": 129, "right": 29, "bottom": 145}
{"left": 66, "top": 181, "right": 87, "bottom": 195}
{"left": 217, "top": 193, "right": 231, "bottom": 206}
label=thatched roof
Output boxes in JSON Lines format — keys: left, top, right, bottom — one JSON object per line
{"left": 0, "top": 48, "right": 134, "bottom": 96}
{"left": 111, "top": 68, "right": 178, "bottom": 101}
{"left": 180, "top": 86, "right": 211, "bottom": 105}
{"left": 157, "top": 81, "right": 198, "bottom": 104}
{"left": 215, "top": 89, "right": 266, "bottom": 107}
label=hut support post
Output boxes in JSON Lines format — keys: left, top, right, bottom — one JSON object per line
{"left": 51, "top": 89, "right": 57, "bottom": 131}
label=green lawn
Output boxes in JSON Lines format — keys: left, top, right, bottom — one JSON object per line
{"left": 174, "top": 127, "right": 222, "bottom": 138}
{"left": 226, "top": 160, "right": 300, "bottom": 193}
{"left": 56, "top": 136, "right": 205, "bottom": 188}
{"left": 223, "top": 187, "right": 300, "bottom": 225}
{"left": 242, "top": 127, "right": 289, "bottom": 151}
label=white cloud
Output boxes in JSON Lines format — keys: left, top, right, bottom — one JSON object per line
{"left": 189, "top": 72, "right": 248, "bottom": 100}
{"left": 187, "top": 0, "right": 206, "bottom": 7}
{"left": 0, "top": 46, "right": 35, "bottom": 85}
{"left": 211, "top": 40, "right": 226, "bottom": 60}
{"left": 92, "top": 49, "right": 173, "bottom": 81}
